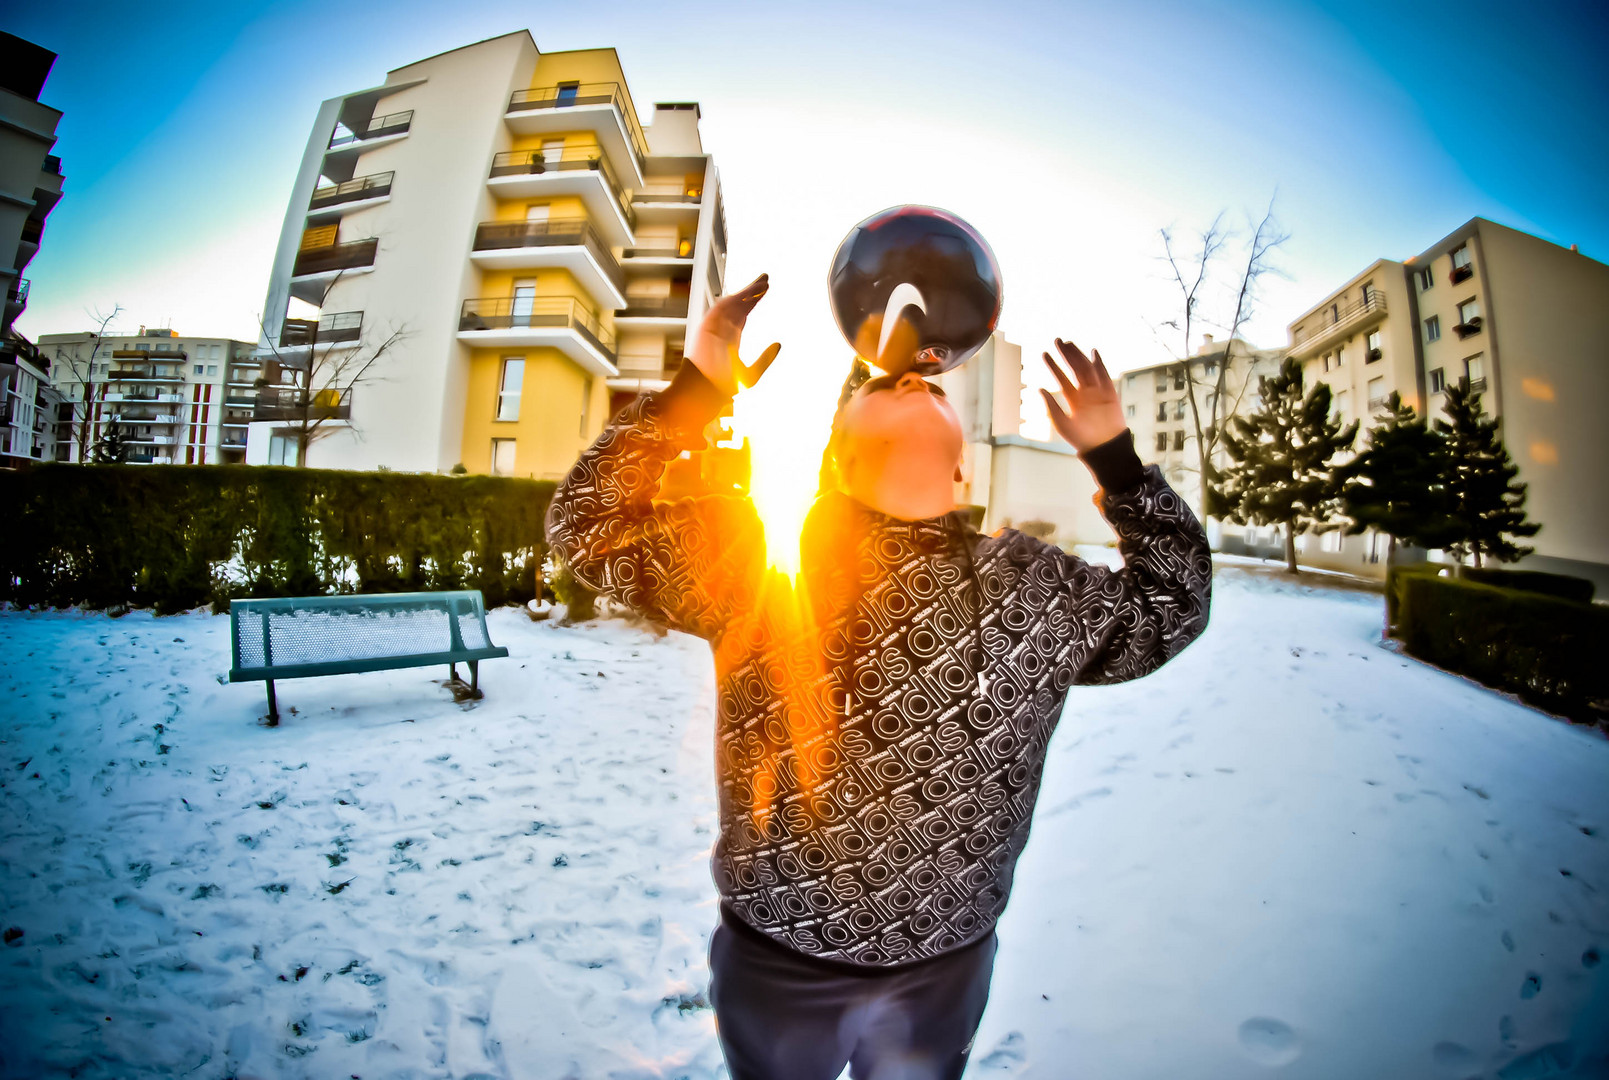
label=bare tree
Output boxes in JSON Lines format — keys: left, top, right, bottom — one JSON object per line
{"left": 47, "top": 304, "right": 123, "bottom": 462}
{"left": 254, "top": 275, "right": 405, "bottom": 466}
{"left": 1155, "top": 198, "right": 1288, "bottom": 523}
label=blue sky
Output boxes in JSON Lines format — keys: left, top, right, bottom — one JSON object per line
{"left": 11, "top": 0, "right": 1608, "bottom": 418}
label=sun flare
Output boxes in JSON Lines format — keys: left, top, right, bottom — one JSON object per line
{"left": 727, "top": 354, "right": 846, "bottom": 577}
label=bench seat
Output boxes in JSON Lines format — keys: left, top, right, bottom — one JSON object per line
{"left": 229, "top": 590, "right": 510, "bottom": 724}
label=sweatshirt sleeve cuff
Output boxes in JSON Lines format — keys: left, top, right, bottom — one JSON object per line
{"left": 652, "top": 362, "right": 731, "bottom": 438}
{"left": 1080, "top": 429, "right": 1146, "bottom": 493}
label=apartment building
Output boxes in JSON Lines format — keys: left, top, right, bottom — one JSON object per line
{"left": 39, "top": 328, "right": 261, "bottom": 464}
{"left": 250, "top": 32, "right": 728, "bottom": 478}
{"left": 1117, "top": 335, "right": 1285, "bottom": 549}
{"left": 1286, "top": 218, "right": 1609, "bottom": 587}
{"left": 0, "top": 32, "right": 67, "bottom": 469}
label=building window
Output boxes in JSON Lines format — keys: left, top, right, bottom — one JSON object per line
{"left": 1172, "top": 372, "right": 1185, "bottom": 391}
{"left": 1466, "top": 354, "right": 1487, "bottom": 391}
{"left": 1330, "top": 302, "right": 1340, "bottom": 324}
{"left": 1125, "top": 403, "right": 1135, "bottom": 418}
{"left": 1322, "top": 353, "right": 1331, "bottom": 372}
{"left": 1365, "top": 330, "right": 1382, "bottom": 362}
{"left": 194, "top": 364, "right": 204, "bottom": 375}
{"left": 1172, "top": 429, "right": 1186, "bottom": 451}
{"left": 1429, "top": 368, "right": 1446, "bottom": 394}
{"left": 207, "top": 365, "right": 217, "bottom": 376}
{"left": 1367, "top": 376, "right": 1385, "bottom": 410}
{"left": 1154, "top": 374, "right": 1167, "bottom": 392}
{"left": 1424, "top": 315, "right": 1441, "bottom": 343}
{"left": 555, "top": 81, "right": 580, "bottom": 106}
{"left": 1450, "top": 244, "right": 1473, "bottom": 284}
{"left": 1335, "top": 389, "right": 1348, "bottom": 417}
{"left": 1360, "top": 282, "right": 1374, "bottom": 306}
{"left": 1174, "top": 399, "right": 1187, "bottom": 420}
{"left": 1125, "top": 373, "right": 1136, "bottom": 387}
{"left": 1156, "top": 402, "right": 1168, "bottom": 422}
{"left": 1155, "top": 431, "right": 1168, "bottom": 453}
{"left": 1455, "top": 299, "right": 1483, "bottom": 338}
{"left": 491, "top": 438, "right": 517, "bottom": 476}
{"left": 496, "top": 358, "right": 524, "bottom": 421}
{"left": 1417, "top": 266, "right": 1434, "bottom": 291}
{"left": 1334, "top": 347, "right": 1344, "bottom": 369}
{"left": 1321, "top": 531, "right": 1343, "bottom": 553}
{"left": 268, "top": 433, "right": 299, "bottom": 467}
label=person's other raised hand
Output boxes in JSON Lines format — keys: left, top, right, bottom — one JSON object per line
{"left": 689, "top": 273, "right": 782, "bottom": 397}
{"left": 1040, "top": 339, "right": 1128, "bottom": 453}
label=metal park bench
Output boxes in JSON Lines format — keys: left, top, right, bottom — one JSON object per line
{"left": 229, "top": 591, "right": 510, "bottom": 725}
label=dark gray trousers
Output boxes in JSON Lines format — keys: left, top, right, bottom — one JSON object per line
{"left": 708, "top": 912, "right": 998, "bottom": 1080}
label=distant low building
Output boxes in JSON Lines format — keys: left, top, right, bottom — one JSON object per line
{"left": 39, "top": 328, "right": 261, "bottom": 464}
{"left": 1116, "top": 335, "right": 1286, "bottom": 554}
{"left": 939, "top": 332, "right": 1110, "bottom": 548}
{"left": 1287, "top": 217, "right": 1609, "bottom": 588}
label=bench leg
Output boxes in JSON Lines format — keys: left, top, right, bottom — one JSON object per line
{"left": 266, "top": 680, "right": 279, "bottom": 727}
{"left": 469, "top": 660, "right": 482, "bottom": 699}
{"left": 450, "top": 662, "right": 459, "bottom": 685}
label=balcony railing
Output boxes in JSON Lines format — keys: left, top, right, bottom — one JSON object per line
{"left": 1292, "top": 291, "right": 1388, "bottom": 355}
{"left": 293, "top": 238, "right": 378, "bottom": 277}
{"left": 280, "top": 311, "right": 364, "bottom": 347}
{"left": 112, "top": 348, "right": 189, "bottom": 360}
{"left": 459, "top": 297, "right": 617, "bottom": 359}
{"left": 6, "top": 278, "right": 27, "bottom": 305}
{"left": 471, "top": 219, "right": 624, "bottom": 296}
{"left": 633, "top": 191, "right": 702, "bottom": 205}
{"left": 506, "top": 83, "right": 648, "bottom": 163}
{"left": 624, "top": 243, "right": 692, "bottom": 260}
{"left": 328, "top": 111, "right": 412, "bottom": 149}
{"left": 489, "top": 149, "right": 634, "bottom": 229}
{"left": 309, "top": 172, "right": 394, "bottom": 211}
{"left": 254, "top": 386, "right": 353, "bottom": 422}
{"left": 110, "top": 365, "right": 185, "bottom": 382}
{"left": 1453, "top": 317, "right": 1483, "bottom": 340}
{"left": 617, "top": 297, "right": 690, "bottom": 320}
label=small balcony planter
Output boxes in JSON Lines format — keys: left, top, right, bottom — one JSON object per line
{"left": 1450, "top": 264, "right": 1474, "bottom": 284}
{"left": 1366, "top": 348, "right": 1383, "bottom": 362}
{"left": 1453, "top": 317, "right": 1484, "bottom": 339}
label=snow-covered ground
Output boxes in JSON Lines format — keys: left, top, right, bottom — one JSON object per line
{"left": 1, "top": 566, "right": 1605, "bottom": 1079}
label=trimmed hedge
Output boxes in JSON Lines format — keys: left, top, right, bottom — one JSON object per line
{"left": 1389, "top": 565, "right": 1608, "bottom": 726}
{"left": 1458, "top": 565, "right": 1595, "bottom": 604}
{"left": 0, "top": 464, "right": 554, "bottom": 613}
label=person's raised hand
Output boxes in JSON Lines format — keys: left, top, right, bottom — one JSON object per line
{"left": 1040, "top": 339, "right": 1128, "bottom": 453}
{"left": 689, "top": 273, "right": 782, "bottom": 397}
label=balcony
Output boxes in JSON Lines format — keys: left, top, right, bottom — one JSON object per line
{"left": 104, "top": 391, "right": 184, "bottom": 404}
{"left": 254, "top": 386, "right": 353, "bottom": 422}
{"left": 308, "top": 171, "right": 393, "bottom": 215}
{"left": 457, "top": 296, "right": 618, "bottom": 377}
{"left": 1450, "top": 263, "right": 1474, "bottom": 285}
{"left": 469, "top": 219, "right": 625, "bottom": 308}
{"left": 623, "top": 242, "right": 693, "bottom": 271}
{"left": 505, "top": 83, "right": 646, "bottom": 185}
{"left": 328, "top": 111, "right": 412, "bottom": 149}
{"left": 292, "top": 238, "right": 378, "bottom": 278}
{"left": 615, "top": 296, "right": 690, "bottom": 326}
{"left": 109, "top": 363, "right": 185, "bottom": 383}
{"left": 487, "top": 149, "right": 634, "bottom": 243}
{"left": 1453, "top": 317, "right": 1483, "bottom": 340}
{"left": 112, "top": 348, "right": 188, "bottom": 360}
{"left": 1290, "top": 291, "right": 1388, "bottom": 359}
{"left": 280, "top": 311, "right": 364, "bottom": 348}
{"left": 111, "top": 411, "right": 181, "bottom": 425}
{"left": 5, "top": 278, "right": 27, "bottom": 317}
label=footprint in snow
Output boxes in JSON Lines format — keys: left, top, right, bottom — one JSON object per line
{"left": 975, "top": 1031, "right": 1026, "bottom": 1071}
{"left": 1237, "top": 1017, "right": 1301, "bottom": 1066}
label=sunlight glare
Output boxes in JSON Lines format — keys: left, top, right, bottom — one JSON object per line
{"left": 728, "top": 352, "right": 846, "bottom": 577}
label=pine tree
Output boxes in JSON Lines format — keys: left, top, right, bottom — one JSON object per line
{"left": 91, "top": 418, "right": 133, "bottom": 464}
{"left": 1213, "top": 356, "right": 1358, "bottom": 573}
{"left": 1435, "top": 377, "right": 1538, "bottom": 568}
{"left": 1339, "top": 392, "right": 1459, "bottom": 559}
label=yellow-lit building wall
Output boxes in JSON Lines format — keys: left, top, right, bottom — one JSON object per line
{"left": 490, "top": 194, "right": 588, "bottom": 223}
{"left": 460, "top": 347, "right": 611, "bottom": 479}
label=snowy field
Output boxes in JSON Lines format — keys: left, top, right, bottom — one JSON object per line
{"left": 1, "top": 565, "right": 1606, "bottom": 1079}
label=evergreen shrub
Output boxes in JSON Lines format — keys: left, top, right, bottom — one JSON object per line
{"left": 0, "top": 464, "right": 553, "bottom": 613}
{"left": 1390, "top": 567, "right": 1608, "bottom": 727}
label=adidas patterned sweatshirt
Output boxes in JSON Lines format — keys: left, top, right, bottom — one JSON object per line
{"left": 547, "top": 365, "right": 1212, "bottom": 970}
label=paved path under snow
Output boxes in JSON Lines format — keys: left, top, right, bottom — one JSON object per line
{"left": 0, "top": 567, "right": 1605, "bottom": 1079}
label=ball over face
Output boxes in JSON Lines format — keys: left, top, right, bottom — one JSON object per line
{"left": 828, "top": 206, "right": 1003, "bottom": 377}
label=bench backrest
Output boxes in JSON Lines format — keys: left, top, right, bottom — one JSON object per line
{"left": 231, "top": 590, "right": 497, "bottom": 678}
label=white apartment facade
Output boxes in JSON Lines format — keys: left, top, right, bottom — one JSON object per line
{"left": 250, "top": 32, "right": 728, "bottom": 479}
